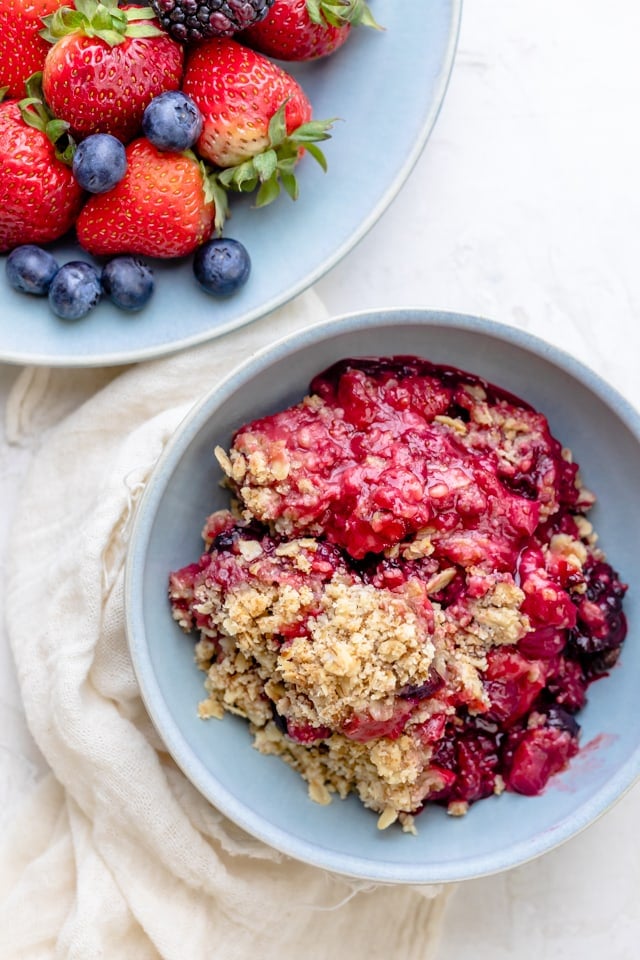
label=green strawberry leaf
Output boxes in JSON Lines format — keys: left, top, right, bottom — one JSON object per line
{"left": 306, "top": 0, "right": 324, "bottom": 25}
{"left": 17, "top": 73, "right": 76, "bottom": 164}
{"left": 313, "top": 0, "right": 383, "bottom": 29}
{"left": 226, "top": 171, "right": 259, "bottom": 193}
{"left": 276, "top": 156, "right": 298, "bottom": 175}
{"left": 354, "top": 4, "right": 382, "bottom": 30}
{"left": 93, "top": 27, "right": 127, "bottom": 46}
{"left": 217, "top": 167, "right": 236, "bottom": 189}
{"left": 267, "top": 102, "right": 289, "bottom": 149}
{"left": 124, "top": 5, "right": 158, "bottom": 20}
{"left": 255, "top": 176, "right": 281, "bottom": 208}
{"left": 301, "top": 141, "right": 328, "bottom": 172}
{"left": 92, "top": 4, "right": 122, "bottom": 32}
{"left": 279, "top": 170, "right": 299, "bottom": 202}
{"left": 46, "top": 118, "right": 71, "bottom": 142}
{"left": 19, "top": 74, "right": 50, "bottom": 131}
{"left": 211, "top": 188, "right": 230, "bottom": 235}
{"left": 18, "top": 98, "right": 47, "bottom": 132}
{"left": 54, "top": 135, "right": 76, "bottom": 165}
{"left": 40, "top": 0, "right": 162, "bottom": 45}
{"left": 252, "top": 149, "right": 278, "bottom": 182}
{"left": 74, "top": 0, "right": 100, "bottom": 19}
{"left": 201, "top": 167, "right": 230, "bottom": 235}
{"left": 24, "top": 71, "right": 47, "bottom": 102}
{"left": 289, "top": 118, "right": 336, "bottom": 143}
{"left": 222, "top": 159, "right": 260, "bottom": 192}
{"left": 125, "top": 23, "right": 165, "bottom": 38}
{"left": 40, "top": 8, "right": 85, "bottom": 42}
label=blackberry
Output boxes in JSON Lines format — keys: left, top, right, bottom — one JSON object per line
{"left": 568, "top": 559, "right": 628, "bottom": 657}
{"left": 151, "top": 0, "right": 275, "bottom": 42}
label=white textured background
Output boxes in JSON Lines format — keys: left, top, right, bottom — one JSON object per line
{"left": 2, "top": 1, "right": 639, "bottom": 955}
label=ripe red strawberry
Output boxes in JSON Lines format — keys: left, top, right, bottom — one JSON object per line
{"left": 0, "top": 0, "right": 67, "bottom": 97}
{"left": 76, "top": 138, "right": 222, "bottom": 258}
{"left": 182, "top": 37, "right": 334, "bottom": 206}
{"left": 0, "top": 78, "right": 83, "bottom": 253}
{"left": 241, "top": 0, "right": 380, "bottom": 61}
{"left": 41, "top": 0, "right": 183, "bottom": 142}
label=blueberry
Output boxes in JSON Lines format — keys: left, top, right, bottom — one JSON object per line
{"left": 5, "top": 245, "right": 60, "bottom": 295}
{"left": 72, "top": 134, "right": 127, "bottom": 193}
{"left": 142, "top": 91, "right": 203, "bottom": 152}
{"left": 544, "top": 705, "right": 581, "bottom": 737}
{"left": 48, "top": 261, "right": 102, "bottom": 320}
{"left": 193, "top": 238, "right": 251, "bottom": 297}
{"left": 101, "top": 256, "right": 154, "bottom": 312}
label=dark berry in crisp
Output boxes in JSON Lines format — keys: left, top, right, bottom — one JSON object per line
{"left": 269, "top": 700, "right": 288, "bottom": 736}
{"left": 72, "top": 134, "right": 127, "bottom": 194}
{"left": 48, "top": 261, "right": 102, "bottom": 320}
{"left": 101, "top": 257, "right": 154, "bottom": 312}
{"left": 193, "top": 237, "right": 251, "bottom": 296}
{"left": 544, "top": 705, "right": 581, "bottom": 738}
{"left": 399, "top": 670, "right": 445, "bottom": 701}
{"left": 151, "top": 0, "right": 274, "bottom": 42}
{"left": 569, "top": 559, "right": 628, "bottom": 656}
{"left": 142, "top": 91, "right": 203, "bottom": 152}
{"left": 5, "top": 245, "right": 59, "bottom": 295}
{"left": 545, "top": 656, "right": 588, "bottom": 712}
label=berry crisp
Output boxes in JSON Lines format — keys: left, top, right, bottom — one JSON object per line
{"left": 169, "top": 356, "right": 627, "bottom": 832}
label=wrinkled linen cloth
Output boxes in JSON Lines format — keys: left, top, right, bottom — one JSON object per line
{"left": 0, "top": 291, "right": 450, "bottom": 960}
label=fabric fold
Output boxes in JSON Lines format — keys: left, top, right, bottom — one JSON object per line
{"left": 1, "top": 291, "right": 449, "bottom": 960}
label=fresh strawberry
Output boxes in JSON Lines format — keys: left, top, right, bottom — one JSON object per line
{"left": 182, "top": 37, "right": 334, "bottom": 207}
{"left": 76, "top": 138, "right": 223, "bottom": 258}
{"left": 241, "top": 0, "right": 380, "bottom": 61}
{"left": 0, "top": 75, "right": 83, "bottom": 253}
{"left": 41, "top": 0, "right": 183, "bottom": 142}
{"left": 0, "top": 0, "right": 67, "bottom": 97}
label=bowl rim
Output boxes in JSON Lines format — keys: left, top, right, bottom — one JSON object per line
{"left": 125, "top": 307, "right": 640, "bottom": 884}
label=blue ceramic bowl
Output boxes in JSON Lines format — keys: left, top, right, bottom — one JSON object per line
{"left": 125, "top": 309, "right": 640, "bottom": 883}
{"left": 0, "top": 1, "right": 461, "bottom": 366}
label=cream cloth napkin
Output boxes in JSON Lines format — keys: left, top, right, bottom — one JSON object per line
{"left": 0, "top": 290, "right": 451, "bottom": 960}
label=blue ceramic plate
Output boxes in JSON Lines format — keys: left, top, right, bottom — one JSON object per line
{"left": 0, "top": 0, "right": 461, "bottom": 367}
{"left": 125, "top": 309, "right": 640, "bottom": 884}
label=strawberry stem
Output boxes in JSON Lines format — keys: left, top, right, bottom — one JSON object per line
{"left": 204, "top": 170, "right": 230, "bottom": 236}
{"left": 217, "top": 101, "right": 336, "bottom": 209}
{"left": 306, "top": 0, "right": 383, "bottom": 30}
{"left": 17, "top": 72, "right": 76, "bottom": 164}
{"left": 40, "top": 0, "right": 163, "bottom": 47}
{"left": 186, "top": 152, "right": 231, "bottom": 235}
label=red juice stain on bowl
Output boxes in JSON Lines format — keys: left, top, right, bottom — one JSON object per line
{"left": 546, "top": 732, "right": 619, "bottom": 795}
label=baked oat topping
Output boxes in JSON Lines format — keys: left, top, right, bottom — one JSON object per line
{"left": 168, "top": 356, "right": 628, "bottom": 831}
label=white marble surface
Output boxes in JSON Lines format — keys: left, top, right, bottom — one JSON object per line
{"left": 2, "top": 0, "right": 640, "bottom": 955}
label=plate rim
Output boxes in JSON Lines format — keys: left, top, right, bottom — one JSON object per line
{"left": 0, "top": 1, "right": 463, "bottom": 368}
{"left": 124, "top": 307, "right": 640, "bottom": 884}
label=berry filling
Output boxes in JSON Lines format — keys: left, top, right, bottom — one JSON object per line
{"left": 169, "top": 356, "right": 628, "bottom": 831}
